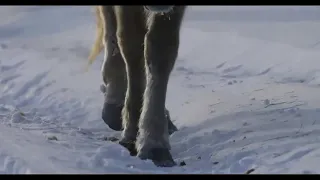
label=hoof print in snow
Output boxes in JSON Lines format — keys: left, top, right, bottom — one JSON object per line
{"left": 47, "top": 136, "right": 58, "bottom": 141}
{"left": 245, "top": 168, "right": 255, "bottom": 174}
{"left": 213, "top": 161, "right": 219, "bottom": 165}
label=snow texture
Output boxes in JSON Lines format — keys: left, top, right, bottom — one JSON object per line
{"left": 0, "top": 6, "right": 320, "bottom": 174}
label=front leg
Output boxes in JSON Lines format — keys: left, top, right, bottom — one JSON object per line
{"left": 114, "top": 6, "right": 146, "bottom": 156}
{"left": 136, "top": 7, "right": 186, "bottom": 167}
{"left": 99, "top": 6, "right": 127, "bottom": 131}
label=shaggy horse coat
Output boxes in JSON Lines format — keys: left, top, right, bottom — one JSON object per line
{"left": 88, "top": 6, "right": 186, "bottom": 167}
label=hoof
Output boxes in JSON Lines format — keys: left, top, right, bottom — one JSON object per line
{"left": 119, "top": 139, "right": 137, "bottom": 156}
{"left": 138, "top": 148, "right": 176, "bottom": 167}
{"left": 102, "top": 102, "right": 123, "bottom": 131}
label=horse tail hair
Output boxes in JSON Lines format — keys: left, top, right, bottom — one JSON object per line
{"left": 87, "top": 6, "right": 105, "bottom": 70}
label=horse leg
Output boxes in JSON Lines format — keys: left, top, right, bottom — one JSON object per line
{"left": 100, "top": 6, "right": 127, "bottom": 131}
{"left": 136, "top": 6, "right": 186, "bottom": 167}
{"left": 114, "top": 6, "right": 146, "bottom": 156}
{"left": 100, "top": 6, "right": 178, "bottom": 135}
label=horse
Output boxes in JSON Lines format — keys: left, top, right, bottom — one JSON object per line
{"left": 88, "top": 6, "right": 186, "bottom": 167}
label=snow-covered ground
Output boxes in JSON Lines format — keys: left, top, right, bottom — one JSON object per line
{"left": 0, "top": 5, "right": 320, "bottom": 174}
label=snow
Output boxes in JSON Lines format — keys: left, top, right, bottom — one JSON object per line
{"left": 0, "top": 5, "right": 320, "bottom": 174}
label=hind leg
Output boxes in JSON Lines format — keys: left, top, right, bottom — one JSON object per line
{"left": 136, "top": 7, "right": 186, "bottom": 167}
{"left": 100, "top": 6, "right": 127, "bottom": 131}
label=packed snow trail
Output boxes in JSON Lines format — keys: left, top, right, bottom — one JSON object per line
{"left": 1, "top": 6, "right": 320, "bottom": 173}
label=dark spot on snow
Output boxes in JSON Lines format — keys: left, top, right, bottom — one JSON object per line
{"left": 223, "top": 65, "right": 242, "bottom": 73}
{"left": 258, "top": 68, "right": 271, "bottom": 75}
{"left": 264, "top": 99, "right": 270, "bottom": 106}
{"left": 213, "top": 161, "right": 219, "bottom": 165}
{"left": 179, "top": 161, "right": 186, "bottom": 166}
{"left": 216, "top": 62, "right": 226, "bottom": 69}
{"left": 101, "top": 136, "right": 119, "bottom": 142}
{"left": 47, "top": 136, "right": 58, "bottom": 141}
{"left": 245, "top": 168, "right": 255, "bottom": 174}
{"left": 295, "top": 113, "right": 302, "bottom": 117}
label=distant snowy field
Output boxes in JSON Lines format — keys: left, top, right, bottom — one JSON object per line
{"left": 0, "top": 6, "right": 320, "bottom": 174}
